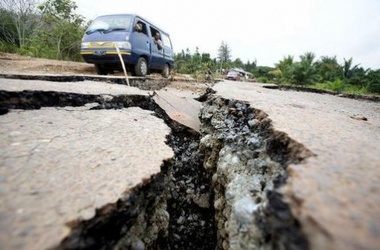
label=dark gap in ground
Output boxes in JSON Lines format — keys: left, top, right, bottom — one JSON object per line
{"left": 0, "top": 90, "right": 217, "bottom": 250}
{"left": 199, "top": 95, "right": 313, "bottom": 249}
{"left": 58, "top": 116, "right": 217, "bottom": 250}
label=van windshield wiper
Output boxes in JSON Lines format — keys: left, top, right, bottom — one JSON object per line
{"left": 86, "top": 28, "right": 106, "bottom": 35}
{"left": 103, "top": 28, "right": 127, "bottom": 34}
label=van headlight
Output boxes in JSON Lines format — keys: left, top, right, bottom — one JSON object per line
{"left": 115, "top": 41, "right": 131, "bottom": 50}
{"left": 81, "top": 42, "right": 90, "bottom": 49}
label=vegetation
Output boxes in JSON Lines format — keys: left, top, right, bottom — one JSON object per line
{"left": 0, "top": 0, "right": 85, "bottom": 60}
{"left": 0, "top": 0, "right": 379, "bottom": 95}
{"left": 269, "top": 53, "right": 380, "bottom": 95}
{"left": 175, "top": 47, "right": 379, "bottom": 95}
{"left": 174, "top": 42, "right": 257, "bottom": 81}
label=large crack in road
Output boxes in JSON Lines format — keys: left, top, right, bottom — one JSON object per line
{"left": 0, "top": 86, "right": 313, "bottom": 249}
{"left": 199, "top": 96, "right": 313, "bottom": 249}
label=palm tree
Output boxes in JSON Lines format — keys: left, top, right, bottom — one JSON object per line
{"left": 290, "top": 52, "right": 318, "bottom": 85}
{"left": 366, "top": 69, "right": 380, "bottom": 94}
{"left": 342, "top": 57, "right": 360, "bottom": 79}
{"left": 274, "top": 55, "right": 294, "bottom": 83}
{"left": 315, "top": 56, "right": 342, "bottom": 82}
{"left": 300, "top": 52, "right": 316, "bottom": 66}
{"left": 342, "top": 58, "right": 369, "bottom": 88}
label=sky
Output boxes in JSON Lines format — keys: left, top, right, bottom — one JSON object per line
{"left": 73, "top": 0, "right": 380, "bottom": 69}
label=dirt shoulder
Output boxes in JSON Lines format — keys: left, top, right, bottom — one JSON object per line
{"left": 0, "top": 52, "right": 94, "bottom": 75}
{"left": 0, "top": 52, "right": 209, "bottom": 93}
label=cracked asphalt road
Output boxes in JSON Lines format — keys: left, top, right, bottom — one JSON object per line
{"left": 214, "top": 81, "right": 380, "bottom": 250}
{"left": 0, "top": 77, "right": 204, "bottom": 250}
{"left": 0, "top": 106, "right": 174, "bottom": 250}
{"left": 0, "top": 75, "right": 379, "bottom": 250}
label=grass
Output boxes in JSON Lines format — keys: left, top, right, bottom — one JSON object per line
{"left": 313, "top": 80, "right": 374, "bottom": 95}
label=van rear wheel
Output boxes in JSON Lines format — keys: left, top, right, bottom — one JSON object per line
{"left": 161, "top": 64, "right": 170, "bottom": 78}
{"left": 134, "top": 57, "right": 148, "bottom": 77}
{"left": 94, "top": 64, "right": 109, "bottom": 75}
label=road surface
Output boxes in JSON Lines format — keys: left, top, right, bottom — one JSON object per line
{"left": 0, "top": 76, "right": 379, "bottom": 250}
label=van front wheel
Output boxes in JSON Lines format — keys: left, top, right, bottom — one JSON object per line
{"left": 94, "top": 64, "right": 109, "bottom": 75}
{"left": 135, "top": 57, "right": 148, "bottom": 77}
{"left": 161, "top": 64, "right": 170, "bottom": 78}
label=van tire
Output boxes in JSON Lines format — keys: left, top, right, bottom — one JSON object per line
{"left": 161, "top": 64, "right": 170, "bottom": 78}
{"left": 94, "top": 64, "right": 109, "bottom": 75}
{"left": 135, "top": 57, "right": 148, "bottom": 77}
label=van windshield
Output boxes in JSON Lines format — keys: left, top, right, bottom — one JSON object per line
{"left": 86, "top": 15, "right": 132, "bottom": 34}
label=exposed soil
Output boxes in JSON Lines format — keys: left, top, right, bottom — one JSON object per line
{"left": 0, "top": 52, "right": 208, "bottom": 94}
{"left": 0, "top": 52, "right": 95, "bottom": 75}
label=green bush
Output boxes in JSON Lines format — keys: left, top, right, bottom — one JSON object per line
{"left": 315, "top": 79, "right": 345, "bottom": 93}
{"left": 344, "top": 84, "right": 368, "bottom": 95}
{"left": 257, "top": 76, "right": 268, "bottom": 83}
{"left": 0, "top": 41, "right": 18, "bottom": 53}
{"left": 17, "top": 45, "right": 39, "bottom": 57}
{"left": 366, "top": 70, "right": 380, "bottom": 94}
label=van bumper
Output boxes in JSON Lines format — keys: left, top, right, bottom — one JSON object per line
{"left": 80, "top": 49, "right": 136, "bottom": 64}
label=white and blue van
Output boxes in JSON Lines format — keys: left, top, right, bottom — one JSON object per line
{"left": 80, "top": 14, "right": 174, "bottom": 77}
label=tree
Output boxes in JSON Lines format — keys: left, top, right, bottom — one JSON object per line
{"left": 273, "top": 55, "right": 294, "bottom": 83}
{"left": 218, "top": 41, "right": 231, "bottom": 64}
{"left": 190, "top": 47, "right": 202, "bottom": 73}
{"left": 290, "top": 52, "right": 318, "bottom": 85}
{"left": 346, "top": 67, "right": 369, "bottom": 89}
{"left": 233, "top": 58, "right": 244, "bottom": 69}
{"left": 341, "top": 58, "right": 370, "bottom": 89}
{"left": 342, "top": 57, "right": 360, "bottom": 79}
{"left": 0, "top": 8, "right": 17, "bottom": 48}
{"left": 244, "top": 59, "right": 257, "bottom": 73}
{"left": 36, "top": 0, "right": 85, "bottom": 60}
{"left": 201, "top": 52, "right": 216, "bottom": 72}
{"left": 201, "top": 53, "right": 212, "bottom": 63}
{"left": 315, "top": 56, "right": 342, "bottom": 82}
{"left": 253, "top": 66, "right": 275, "bottom": 79}
{"left": 0, "top": 0, "right": 41, "bottom": 47}
{"left": 185, "top": 48, "right": 191, "bottom": 62}
{"left": 366, "top": 69, "right": 380, "bottom": 94}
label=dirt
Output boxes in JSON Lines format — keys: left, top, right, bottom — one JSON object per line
{"left": 0, "top": 52, "right": 208, "bottom": 94}
{"left": 0, "top": 52, "right": 94, "bottom": 75}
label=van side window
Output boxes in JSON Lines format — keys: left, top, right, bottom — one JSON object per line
{"left": 161, "top": 34, "right": 171, "bottom": 48}
{"left": 135, "top": 21, "right": 148, "bottom": 36}
{"left": 150, "top": 27, "right": 160, "bottom": 39}
{"left": 150, "top": 27, "right": 163, "bottom": 50}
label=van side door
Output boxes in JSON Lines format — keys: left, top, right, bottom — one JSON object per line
{"left": 160, "top": 33, "right": 174, "bottom": 67}
{"left": 149, "top": 26, "right": 165, "bottom": 70}
{"left": 129, "top": 19, "right": 150, "bottom": 64}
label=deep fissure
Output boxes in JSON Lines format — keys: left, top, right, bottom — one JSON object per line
{"left": 199, "top": 96, "right": 313, "bottom": 249}
{"left": 0, "top": 88, "right": 313, "bottom": 249}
